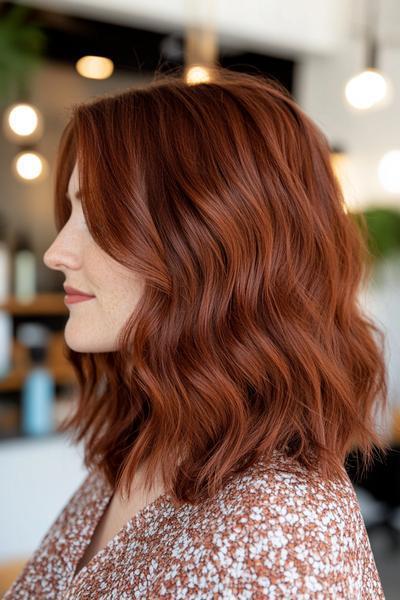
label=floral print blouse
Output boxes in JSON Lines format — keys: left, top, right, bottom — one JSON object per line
{"left": 4, "top": 449, "right": 384, "bottom": 599}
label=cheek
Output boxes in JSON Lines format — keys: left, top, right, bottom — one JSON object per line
{"left": 104, "top": 282, "right": 144, "bottom": 319}
{"left": 85, "top": 245, "right": 145, "bottom": 313}
{"left": 97, "top": 271, "right": 145, "bottom": 323}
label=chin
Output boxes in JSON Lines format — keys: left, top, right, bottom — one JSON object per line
{"left": 64, "top": 338, "right": 95, "bottom": 353}
{"left": 64, "top": 323, "right": 116, "bottom": 353}
{"left": 64, "top": 323, "right": 93, "bottom": 353}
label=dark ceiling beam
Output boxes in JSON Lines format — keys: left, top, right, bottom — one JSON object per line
{"left": 1, "top": 2, "right": 295, "bottom": 92}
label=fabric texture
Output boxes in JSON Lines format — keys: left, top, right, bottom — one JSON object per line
{"left": 4, "top": 450, "right": 385, "bottom": 599}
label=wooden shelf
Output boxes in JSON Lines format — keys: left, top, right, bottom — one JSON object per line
{"left": 0, "top": 364, "right": 76, "bottom": 392}
{"left": 0, "top": 333, "right": 76, "bottom": 392}
{"left": 0, "top": 293, "right": 68, "bottom": 316}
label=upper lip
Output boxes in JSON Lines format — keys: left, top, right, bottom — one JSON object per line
{"left": 63, "top": 285, "right": 95, "bottom": 297}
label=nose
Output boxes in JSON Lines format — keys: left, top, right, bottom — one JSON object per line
{"left": 43, "top": 229, "right": 81, "bottom": 272}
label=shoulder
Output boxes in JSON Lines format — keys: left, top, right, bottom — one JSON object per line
{"left": 198, "top": 452, "right": 384, "bottom": 599}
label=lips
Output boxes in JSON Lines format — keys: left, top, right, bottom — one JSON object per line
{"left": 63, "top": 284, "right": 95, "bottom": 305}
{"left": 64, "top": 285, "right": 95, "bottom": 297}
{"left": 64, "top": 294, "right": 95, "bottom": 305}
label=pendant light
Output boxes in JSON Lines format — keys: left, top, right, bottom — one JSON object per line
{"left": 184, "top": 0, "right": 218, "bottom": 84}
{"left": 345, "top": 0, "right": 393, "bottom": 111}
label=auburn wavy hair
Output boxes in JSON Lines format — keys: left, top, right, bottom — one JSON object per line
{"left": 53, "top": 66, "right": 389, "bottom": 505}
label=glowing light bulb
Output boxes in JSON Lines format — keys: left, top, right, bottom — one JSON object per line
{"left": 3, "top": 103, "right": 42, "bottom": 141}
{"left": 9, "top": 104, "right": 38, "bottom": 135}
{"left": 345, "top": 69, "right": 390, "bottom": 110}
{"left": 12, "top": 151, "right": 48, "bottom": 182}
{"left": 76, "top": 56, "right": 114, "bottom": 79}
{"left": 186, "top": 65, "right": 211, "bottom": 85}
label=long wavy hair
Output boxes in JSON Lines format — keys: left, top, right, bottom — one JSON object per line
{"left": 54, "top": 66, "right": 389, "bottom": 505}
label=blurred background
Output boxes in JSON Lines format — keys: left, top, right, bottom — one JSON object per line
{"left": 0, "top": 0, "right": 399, "bottom": 596}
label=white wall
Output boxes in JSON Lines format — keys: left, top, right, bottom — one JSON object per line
{"left": 360, "top": 258, "right": 400, "bottom": 436}
{"left": 0, "top": 433, "right": 87, "bottom": 561}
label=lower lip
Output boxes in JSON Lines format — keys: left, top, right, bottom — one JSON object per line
{"left": 64, "top": 294, "right": 96, "bottom": 304}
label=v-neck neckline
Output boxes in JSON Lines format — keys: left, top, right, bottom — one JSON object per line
{"left": 69, "top": 468, "right": 173, "bottom": 587}
{"left": 67, "top": 455, "right": 281, "bottom": 588}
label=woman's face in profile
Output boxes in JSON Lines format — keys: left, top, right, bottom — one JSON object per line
{"left": 43, "top": 161, "right": 145, "bottom": 352}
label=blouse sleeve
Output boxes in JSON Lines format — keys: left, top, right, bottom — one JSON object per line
{"left": 208, "top": 478, "right": 385, "bottom": 599}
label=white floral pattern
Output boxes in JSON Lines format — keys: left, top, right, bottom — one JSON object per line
{"left": 4, "top": 450, "right": 384, "bottom": 599}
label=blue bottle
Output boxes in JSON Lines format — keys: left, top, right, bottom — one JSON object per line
{"left": 21, "top": 345, "right": 55, "bottom": 437}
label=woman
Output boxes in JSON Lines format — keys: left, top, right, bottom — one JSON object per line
{"left": 5, "top": 66, "right": 389, "bottom": 599}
